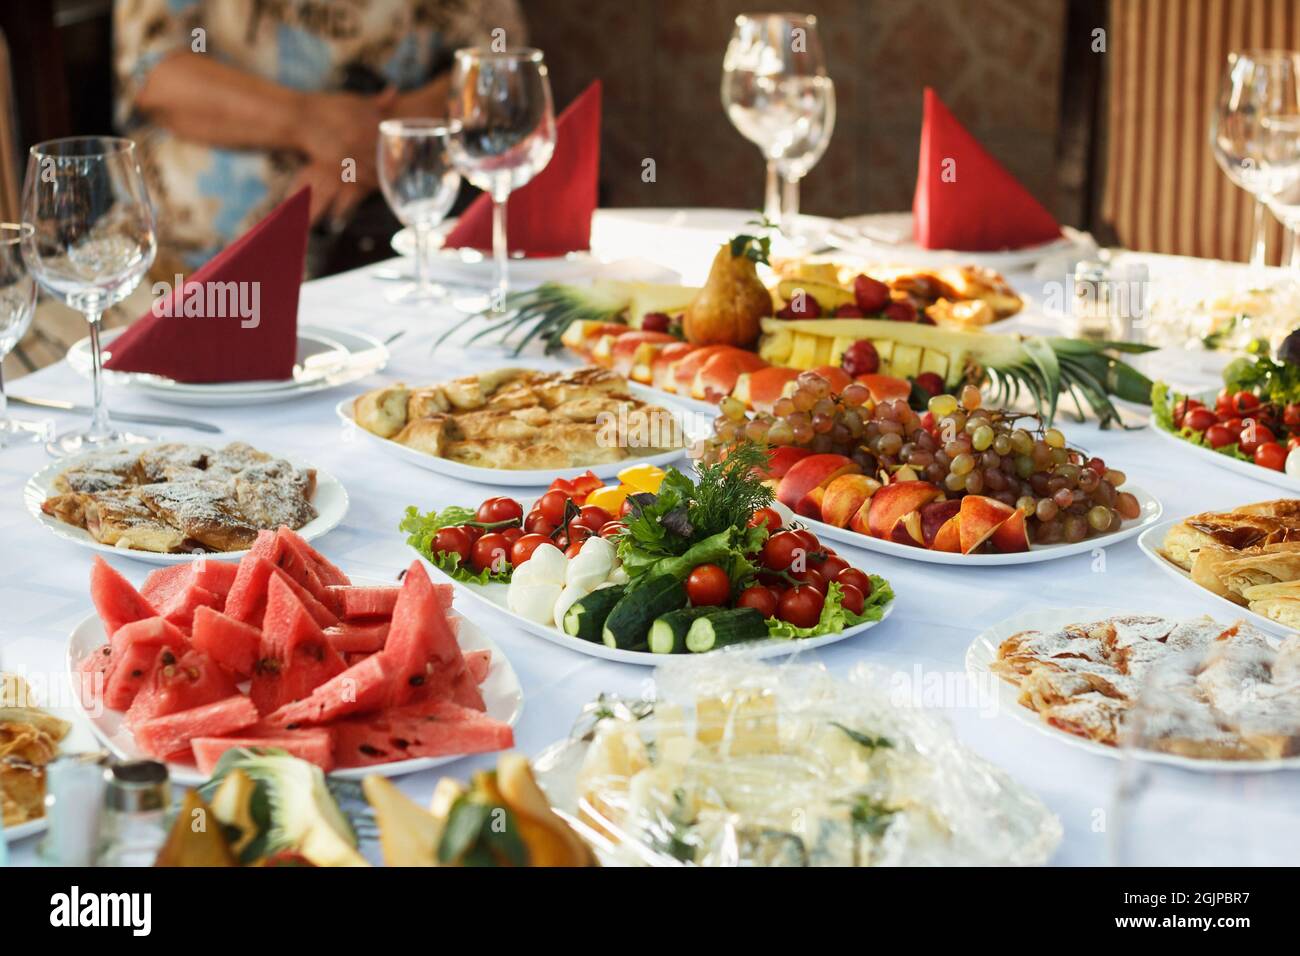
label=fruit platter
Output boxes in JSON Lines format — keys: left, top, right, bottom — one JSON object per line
{"left": 1152, "top": 333, "right": 1300, "bottom": 492}
{"left": 69, "top": 528, "right": 522, "bottom": 784}
{"left": 402, "top": 451, "right": 895, "bottom": 664}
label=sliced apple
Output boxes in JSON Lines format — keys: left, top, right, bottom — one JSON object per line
{"left": 609, "top": 330, "right": 678, "bottom": 376}
{"left": 734, "top": 366, "right": 800, "bottom": 412}
{"left": 809, "top": 365, "right": 852, "bottom": 395}
{"left": 932, "top": 515, "right": 962, "bottom": 553}
{"left": 865, "top": 480, "right": 943, "bottom": 538}
{"left": 919, "top": 499, "right": 961, "bottom": 547}
{"left": 761, "top": 445, "right": 813, "bottom": 480}
{"left": 651, "top": 342, "right": 697, "bottom": 392}
{"left": 990, "top": 507, "right": 1030, "bottom": 553}
{"left": 958, "top": 495, "right": 1016, "bottom": 555}
{"left": 672, "top": 345, "right": 736, "bottom": 393}
{"left": 889, "top": 510, "right": 925, "bottom": 547}
{"left": 693, "top": 349, "right": 768, "bottom": 401}
{"left": 560, "top": 320, "right": 630, "bottom": 354}
{"left": 775, "top": 453, "right": 859, "bottom": 512}
{"left": 819, "top": 473, "right": 882, "bottom": 528}
{"left": 855, "top": 373, "right": 912, "bottom": 403}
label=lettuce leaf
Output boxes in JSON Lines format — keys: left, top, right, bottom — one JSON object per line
{"left": 765, "top": 577, "right": 894, "bottom": 640}
{"left": 620, "top": 524, "right": 766, "bottom": 586}
{"left": 1150, "top": 381, "right": 1251, "bottom": 462}
{"left": 399, "top": 505, "right": 513, "bottom": 585}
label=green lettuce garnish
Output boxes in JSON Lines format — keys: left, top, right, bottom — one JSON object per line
{"left": 765, "top": 577, "right": 894, "bottom": 639}
{"left": 1150, "top": 381, "right": 1251, "bottom": 462}
{"left": 399, "top": 505, "right": 513, "bottom": 585}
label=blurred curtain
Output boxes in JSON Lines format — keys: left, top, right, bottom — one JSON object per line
{"left": 0, "top": 28, "right": 18, "bottom": 222}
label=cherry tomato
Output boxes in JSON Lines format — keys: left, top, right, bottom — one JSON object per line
{"left": 510, "top": 533, "right": 551, "bottom": 566}
{"left": 685, "top": 564, "right": 730, "bottom": 606}
{"left": 1239, "top": 421, "right": 1275, "bottom": 455}
{"left": 524, "top": 511, "right": 556, "bottom": 536}
{"left": 567, "top": 471, "right": 604, "bottom": 502}
{"left": 789, "top": 567, "right": 827, "bottom": 593}
{"left": 1289, "top": 435, "right": 1300, "bottom": 452}
{"left": 839, "top": 583, "right": 866, "bottom": 616}
{"left": 1222, "top": 416, "right": 1244, "bottom": 439}
{"left": 1215, "top": 389, "right": 1234, "bottom": 415}
{"left": 476, "top": 496, "right": 523, "bottom": 526}
{"left": 748, "top": 506, "right": 783, "bottom": 531}
{"left": 1284, "top": 404, "right": 1300, "bottom": 429}
{"left": 432, "top": 526, "right": 472, "bottom": 562}
{"left": 819, "top": 554, "right": 850, "bottom": 581}
{"left": 1205, "top": 424, "right": 1236, "bottom": 449}
{"left": 501, "top": 527, "right": 523, "bottom": 546}
{"left": 599, "top": 521, "right": 625, "bottom": 539}
{"left": 736, "top": 585, "right": 779, "bottom": 618}
{"left": 1232, "top": 390, "right": 1261, "bottom": 415}
{"left": 778, "top": 585, "right": 825, "bottom": 629}
{"left": 537, "top": 489, "right": 573, "bottom": 525}
{"left": 471, "top": 532, "right": 512, "bottom": 574}
{"left": 1172, "top": 399, "right": 1201, "bottom": 428}
{"left": 459, "top": 524, "right": 483, "bottom": 545}
{"left": 793, "top": 528, "right": 821, "bottom": 553}
{"left": 1255, "top": 441, "right": 1287, "bottom": 471}
{"left": 555, "top": 523, "right": 593, "bottom": 550}
{"left": 836, "top": 568, "right": 872, "bottom": 596}
{"left": 1183, "top": 407, "right": 1219, "bottom": 432}
{"left": 761, "top": 530, "right": 805, "bottom": 571}
{"left": 620, "top": 497, "right": 636, "bottom": 518}
{"left": 576, "top": 505, "right": 612, "bottom": 533}
{"left": 565, "top": 540, "right": 586, "bottom": 559}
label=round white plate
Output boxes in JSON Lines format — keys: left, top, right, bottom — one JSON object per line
{"left": 25, "top": 444, "right": 349, "bottom": 565}
{"left": 415, "top": 552, "right": 896, "bottom": 666}
{"left": 336, "top": 386, "right": 694, "bottom": 487}
{"left": 391, "top": 219, "right": 602, "bottom": 283}
{"left": 1150, "top": 410, "right": 1300, "bottom": 495}
{"left": 1137, "top": 518, "right": 1296, "bottom": 637}
{"left": 796, "top": 484, "right": 1162, "bottom": 566}
{"left": 68, "top": 325, "right": 390, "bottom": 407}
{"left": 824, "top": 212, "right": 1090, "bottom": 271}
{"left": 966, "top": 605, "right": 1297, "bottom": 772}
{"left": 66, "top": 602, "right": 524, "bottom": 786}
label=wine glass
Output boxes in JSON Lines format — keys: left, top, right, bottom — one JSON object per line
{"left": 377, "top": 119, "right": 462, "bottom": 306}
{"left": 447, "top": 47, "right": 556, "bottom": 313}
{"left": 1211, "top": 50, "right": 1300, "bottom": 268}
{"left": 1110, "top": 642, "right": 1300, "bottom": 865}
{"left": 722, "top": 13, "right": 836, "bottom": 234}
{"left": 22, "top": 137, "right": 156, "bottom": 456}
{"left": 0, "top": 223, "right": 49, "bottom": 447}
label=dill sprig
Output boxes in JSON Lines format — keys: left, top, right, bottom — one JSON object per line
{"left": 688, "top": 441, "right": 773, "bottom": 539}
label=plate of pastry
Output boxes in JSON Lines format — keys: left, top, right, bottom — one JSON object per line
{"left": 966, "top": 607, "right": 1300, "bottom": 770}
{"left": 68, "top": 325, "right": 390, "bottom": 407}
{"left": 340, "top": 366, "right": 693, "bottom": 487}
{"left": 1, "top": 673, "right": 74, "bottom": 843}
{"left": 26, "top": 441, "right": 348, "bottom": 564}
{"left": 1138, "top": 500, "right": 1300, "bottom": 637}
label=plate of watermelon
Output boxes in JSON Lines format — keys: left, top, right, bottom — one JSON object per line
{"left": 68, "top": 527, "right": 523, "bottom": 784}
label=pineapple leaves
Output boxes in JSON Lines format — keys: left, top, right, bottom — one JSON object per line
{"left": 1020, "top": 336, "right": 1062, "bottom": 425}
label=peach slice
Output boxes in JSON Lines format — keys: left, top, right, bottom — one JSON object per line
{"left": 889, "top": 510, "right": 926, "bottom": 547}
{"left": 560, "top": 320, "right": 630, "bottom": 354}
{"left": 819, "top": 473, "right": 882, "bottom": 528}
{"left": 958, "top": 495, "right": 1016, "bottom": 555}
{"left": 990, "top": 507, "right": 1030, "bottom": 553}
{"left": 693, "top": 350, "right": 768, "bottom": 401}
{"left": 809, "top": 365, "right": 852, "bottom": 395}
{"left": 734, "top": 366, "right": 801, "bottom": 412}
{"left": 865, "top": 480, "right": 943, "bottom": 539}
{"left": 919, "top": 499, "right": 961, "bottom": 547}
{"left": 775, "top": 454, "right": 859, "bottom": 512}
{"left": 651, "top": 342, "right": 697, "bottom": 392}
{"left": 608, "top": 330, "right": 678, "bottom": 375}
{"left": 672, "top": 345, "right": 737, "bottom": 393}
{"left": 760, "top": 445, "right": 812, "bottom": 480}
{"left": 855, "top": 373, "right": 912, "bottom": 403}
{"left": 931, "top": 515, "right": 962, "bottom": 553}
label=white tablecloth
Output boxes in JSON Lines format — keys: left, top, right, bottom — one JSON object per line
{"left": 3, "top": 209, "right": 1295, "bottom": 866}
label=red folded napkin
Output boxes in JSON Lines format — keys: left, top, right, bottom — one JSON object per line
{"left": 104, "top": 187, "right": 310, "bottom": 383}
{"left": 912, "top": 88, "right": 1061, "bottom": 251}
{"left": 443, "top": 80, "right": 602, "bottom": 257}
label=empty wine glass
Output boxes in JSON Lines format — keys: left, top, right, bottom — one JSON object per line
{"left": 377, "top": 119, "right": 462, "bottom": 306}
{"left": 0, "top": 223, "right": 49, "bottom": 447}
{"left": 447, "top": 47, "right": 556, "bottom": 313}
{"left": 22, "top": 137, "right": 156, "bottom": 456}
{"left": 1211, "top": 50, "right": 1300, "bottom": 268}
{"left": 722, "top": 13, "right": 836, "bottom": 235}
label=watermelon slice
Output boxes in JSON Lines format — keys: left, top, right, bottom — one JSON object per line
{"left": 344, "top": 652, "right": 372, "bottom": 666}
{"left": 124, "top": 648, "right": 238, "bottom": 729}
{"left": 323, "top": 620, "right": 390, "bottom": 654}
{"left": 159, "top": 583, "right": 222, "bottom": 633}
{"left": 248, "top": 529, "right": 341, "bottom": 613}
{"left": 103, "top": 617, "right": 189, "bottom": 711}
{"left": 140, "top": 559, "right": 238, "bottom": 611}
{"left": 464, "top": 648, "right": 492, "bottom": 685}
{"left": 329, "top": 586, "right": 400, "bottom": 620}
{"left": 249, "top": 575, "right": 346, "bottom": 715}
{"left": 381, "top": 562, "right": 481, "bottom": 710}
{"left": 133, "top": 695, "right": 259, "bottom": 760}
{"left": 190, "top": 606, "right": 262, "bottom": 680}
{"left": 331, "top": 698, "right": 513, "bottom": 768}
{"left": 263, "top": 653, "right": 395, "bottom": 727}
{"left": 191, "top": 727, "right": 336, "bottom": 775}
{"left": 276, "top": 527, "right": 350, "bottom": 587}
{"left": 75, "top": 645, "right": 115, "bottom": 708}
{"left": 225, "top": 556, "right": 337, "bottom": 629}
{"left": 90, "top": 557, "right": 157, "bottom": 639}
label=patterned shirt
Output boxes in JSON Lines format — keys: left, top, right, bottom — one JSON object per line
{"left": 114, "top": 0, "right": 523, "bottom": 268}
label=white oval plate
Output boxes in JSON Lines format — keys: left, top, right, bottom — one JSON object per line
{"left": 796, "top": 484, "right": 1162, "bottom": 566}
{"left": 415, "top": 552, "right": 895, "bottom": 666}
{"left": 335, "top": 387, "right": 694, "bottom": 487}
{"left": 66, "top": 603, "right": 524, "bottom": 785}
{"left": 965, "top": 605, "right": 1299, "bottom": 772}
{"left": 69, "top": 325, "right": 390, "bottom": 407}
{"left": 391, "top": 220, "right": 602, "bottom": 283}
{"left": 1150, "top": 411, "right": 1300, "bottom": 495}
{"left": 25, "top": 444, "right": 349, "bottom": 566}
{"left": 1137, "top": 518, "right": 1297, "bottom": 637}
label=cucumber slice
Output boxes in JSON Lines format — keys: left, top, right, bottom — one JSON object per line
{"left": 685, "top": 607, "right": 768, "bottom": 653}
{"left": 648, "top": 607, "right": 721, "bottom": 654}
{"left": 562, "top": 585, "right": 627, "bottom": 643}
{"left": 602, "top": 575, "right": 687, "bottom": 650}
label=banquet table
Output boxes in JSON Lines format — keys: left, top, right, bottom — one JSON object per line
{"left": 2, "top": 208, "right": 1295, "bottom": 867}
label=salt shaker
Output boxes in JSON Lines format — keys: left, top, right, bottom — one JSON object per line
{"left": 94, "top": 760, "right": 172, "bottom": 867}
{"left": 38, "top": 751, "right": 110, "bottom": 866}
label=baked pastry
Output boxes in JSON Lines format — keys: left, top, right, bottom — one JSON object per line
{"left": 0, "top": 675, "right": 70, "bottom": 828}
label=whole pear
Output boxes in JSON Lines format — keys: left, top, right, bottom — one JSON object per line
{"left": 682, "top": 235, "right": 774, "bottom": 347}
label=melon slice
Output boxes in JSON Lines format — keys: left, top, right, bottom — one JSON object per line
{"left": 464, "top": 648, "right": 492, "bottom": 685}
{"left": 191, "top": 727, "right": 336, "bottom": 775}
{"left": 263, "top": 653, "right": 396, "bottom": 727}
{"left": 324, "top": 620, "right": 390, "bottom": 654}
{"left": 125, "top": 648, "right": 238, "bottom": 729}
{"left": 249, "top": 575, "right": 346, "bottom": 715}
{"left": 140, "top": 559, "right": 239, "bottom": 612}
{"left": 329, "top": 586, "right": 401, "bottom": 620}
{"left": 75, "top": 645, "right": 115, "bottom": 708}
{"left": 190, "top": 606, "right": 263, "bottom": 680}
{"left": 159, "top": 583, "right": 222, "bottom": 633}
{"left": 276, "top": 527, "right": 350, "bottom": 587}
{"left": 225, "top": 556, "right": 337, "bottom": 629}
{"left": 382, "top": 563, "right": 481, "bottom": 710}
{"left": 250, "top": 528, "right": 340, "bottom": 613}
{"left": 90, "top": 557, "right": 157, "bottom": 639}
{"left": 133, "top": 695, "right": 259, "bottom": 760}
{"left": 332, "top": 698, "right": 513, "bottom": 768}
{"left": 103, "top": 617, "right": 189, "bottom": 711}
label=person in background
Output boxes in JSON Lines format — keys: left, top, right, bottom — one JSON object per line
{"left": 113, "top": 0, "right": 524, "bottom": 276}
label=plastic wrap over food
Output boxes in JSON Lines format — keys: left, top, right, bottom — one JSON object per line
{"left": 534, "top": 651, "right": 1062, "bottom": 866}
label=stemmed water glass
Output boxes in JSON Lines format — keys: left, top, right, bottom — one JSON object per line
{"left": 0, "top": 223, "right": 48, "bottom": 446}
{"left": 447, "top": 47, "right": 556, "bottom": 313}
{"left": 21, "top": 137, "right": 157, "bottom": 456}
{"left": 722, "top": 12, "right": 836, "bottom": 234}
{"left": 377, "top": 119, "right": 462, "bottom": 306}
{"left": 1211, "top": 50, "right": 1300, "bottom": 268}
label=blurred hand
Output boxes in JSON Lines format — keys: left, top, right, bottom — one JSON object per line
{"left": 296, "top": 88, "right": 397, "bottom": 190}
{"left": 285, "top": 159, "right": 370, "bottom": 228}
